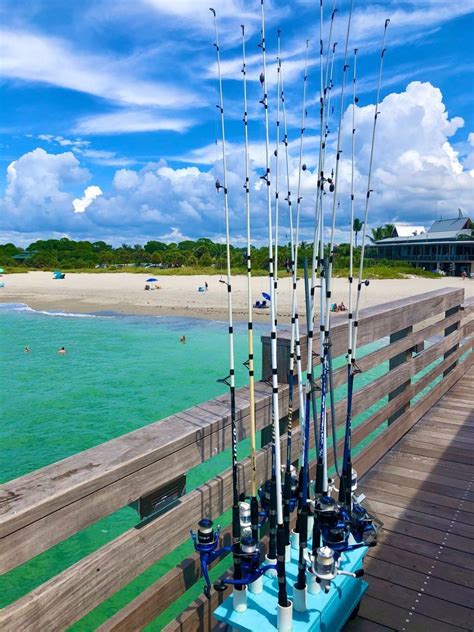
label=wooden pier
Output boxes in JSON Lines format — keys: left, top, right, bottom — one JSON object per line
{"left": 0, "top": 287, "right": 472, "bottom": 631}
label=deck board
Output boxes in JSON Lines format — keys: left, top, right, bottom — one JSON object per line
{"left": 346, "top": 364, "right": 474, "bottom": 631}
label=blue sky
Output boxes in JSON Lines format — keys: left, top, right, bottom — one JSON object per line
{"left": 0, "top": 0, "right": 473, "bottom": 246}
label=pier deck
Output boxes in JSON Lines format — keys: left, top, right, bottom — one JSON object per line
{"left": 348, "top": 365, "right": 474, "bottom": 632}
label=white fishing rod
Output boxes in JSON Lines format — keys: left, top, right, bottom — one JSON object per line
{"left": 207, "top": 7, "right": 243, "bottom": 597}
{"left": 274, "top": 32, "right": 281, "bottom": 323}
{"left": 338, "top": 46, "right": 358, "bottom": 510}
{"left": 278, "top": 33, "right": 305, "bottom": 559}
{"left": 324, "top": 0, "right": 353, "bottom": 331}
{"left": 307, "top": 6, "right": 338, "bottom": 465}
{"left": 258, "top": 1, "right": 291, "bottom": 623}
{"left": 286, "top": 39, "right": 313, "bottom": 613}
{"left": 241, "top": 24, "right": 259, "bottom": 541}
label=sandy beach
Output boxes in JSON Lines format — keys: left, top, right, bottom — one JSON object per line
{"left": 0, "top": 271, "right": 473, "bottom": 321}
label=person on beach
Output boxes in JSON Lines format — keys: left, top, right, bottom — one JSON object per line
{"left": 24, "top": 346, "right": 30, "bottom": 353}
{"left": 180, "top": 336, "right": 186, "bottom": 344}
{"left": 205, "top": 281, "right": 208, "bottom": 291}
{"left": 58, "top": 346, "right": 67, "bottom": 354}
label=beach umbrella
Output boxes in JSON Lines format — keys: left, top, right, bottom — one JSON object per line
{"left": 146, "top": 277, "right": 158, "bottom": 282}
{"left": 262, "top": 292, "right": 271, "bottom": 302}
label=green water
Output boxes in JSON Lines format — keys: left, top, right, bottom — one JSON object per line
{"left": 0, "top": 303, "right": 391, "bottom": 630}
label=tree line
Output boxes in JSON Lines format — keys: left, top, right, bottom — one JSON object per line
{"left": 0, "top": 222, "right": 399, "bottom": 272}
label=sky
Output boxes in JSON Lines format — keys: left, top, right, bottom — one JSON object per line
{"left": 0, "top": 0, "right": 473, "bottom": 247}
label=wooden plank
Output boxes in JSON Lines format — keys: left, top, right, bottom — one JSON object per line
{"left": 363, "top": 487, "right": 474, "bottom": 527}
{"left": 354, "top": 594, "right": 462, "bottom": 632}
{"left": 397, "top": 440, "right": 474, "bottom": 465}
{"left": 328, "top": 307, "right": 464, "bottom": 392}
{"left": 344, "top": 616, "right": 396, "bottom": 632}
{"left": 365, "top": 557, "right": 474, "bottom": 617}
{"left": 0, "top": 420, "right": 303, "bottom": 631}
{"left": 362, "top": 476, "right": 474, "bottom": 514}
{"left": 366, "top": 470, "right": 474, "bottom": 508}
{"left": 383, "top": 451, "right": 474, "bottom": 479}
{"left": 366, "top": 540, "right": 474, "bottom": 589}
{"left": 263, "top": 288, "right": 464, "bottom": 381}
{"left": 369, "top": 463, "right": 474, "bottom": 493}
{"left": 354, "top": 348, "right": 471, "bottom": 476}
{"left": 0, "top": 380, "right": 283, "bottom": 572}
{"left": 374, "top": 513, "right": 473, "bottom": 556}
{"left": 364, "top": 575, "right": 473, "bottom": 630}
{"left": 365, "top": 498, "right": 473, "bottom": 540}
{"left": 96, "top": 527, "right": 235, "bottom": 632}
{"left": 374, "top": 528, "right": 474, "bottom": 573}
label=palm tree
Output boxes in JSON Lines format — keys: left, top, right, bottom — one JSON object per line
{"left": 353, "top": 218, "right": 364, "bottom": 248}
{"left": 370, "top": 223, "right": 395, "bottom": 243}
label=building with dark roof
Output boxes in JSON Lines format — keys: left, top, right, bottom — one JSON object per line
{"left": 370, "top": 214, "right": 473, "bottom": 276}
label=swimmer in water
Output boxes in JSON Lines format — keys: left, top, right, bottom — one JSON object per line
{"left": 24, "top": 346, "right": 31, "bottom": 353}
{"left": 180, "top": 336, "right": 186, "bottom": 344}
{"left": 58, "top": 346, "right": 67, "bottom": 354}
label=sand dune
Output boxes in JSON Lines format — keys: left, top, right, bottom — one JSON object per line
{"left": 0, "top": 271, "right": 472, "bottom": 322}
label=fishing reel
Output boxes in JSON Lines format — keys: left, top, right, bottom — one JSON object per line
{"left": 213, "top": 534, "right": 271, "bottom": 592}
{"left": 307, "top": 545, "right": 365, "bottom": 594}
{"left": 314, "top": 495, "right": 351, "bottom": 552}
{"left": 350, "top": 500, "right": 380, "bottom": 547}
{"left": 190, "top": 518, "right": 227, "bottom": 599}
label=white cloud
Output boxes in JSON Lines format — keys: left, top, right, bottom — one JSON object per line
{"left": 1, "top": 83, "right": 473, "bottom": 244}
{"left": 74, "top": 110, "right": 194, "bottom": 135}
{"left": 1, "top": 148, "right": 91, "bottom": 233}
{"left": 73, "top": 185, "right": 103, "bottom": 214}
{"left": 0, "top": 29, "right": 199, "bottom": 109}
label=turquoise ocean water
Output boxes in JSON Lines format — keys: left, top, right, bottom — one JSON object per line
{"left": 1, "top": 302, "right": 403, "bottom": 630}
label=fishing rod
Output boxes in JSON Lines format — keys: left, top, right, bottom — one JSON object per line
{"left": 277, "top": 33, "right": 299, "bottom": 558}
{"left": 258, "top": 1, "right": 291, "bottom": 623}
{"left": 338, "top": 47, "right": 358, "bottom": 511}
{"left": 274, "top": 31, "right": 281, "bottom": 324}
{"left": 192, "top": 12, "right": 276, "bottom": 604}
{"left": 307, "top": 2, "right": 338, "bottom": 504}
{"left": 340, "top": 22, "right": 390, "bottom": 517}
{"left": 317, "top": 0, "right": 354, "bottom": 503}
{"left": 240, "top": 24, "right": 259, "bottom": 544}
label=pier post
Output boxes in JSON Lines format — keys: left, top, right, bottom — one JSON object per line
{"left": 443, "top": 304, "right": 461, "bottom": 376}
{"left": 387, "top": 325, "right": 413, "bottom": 425}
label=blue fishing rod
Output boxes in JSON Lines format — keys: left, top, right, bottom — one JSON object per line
{"left": 340, "top": 23, "right": 390, "bottom": 527}
{"left": 192, "top": 9, "right": 247, "bottom": 602}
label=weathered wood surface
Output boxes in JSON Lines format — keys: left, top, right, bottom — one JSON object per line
{"left": 262, "top": 287, "right": 464, "bottom": 379}
{"left": 164, "top": 358, "right": 473, "bottom": 632}
{"left": 1, "top": 288, "right": 465, "bottom": 573}
{"left": 1, "top": 289, "right": 472, "bottom": 632}
{"left": 123, "top": 358, "right": 474, "bottom": 632}
{"left": 345, "top": 363, "right": 474, "bottom": 632}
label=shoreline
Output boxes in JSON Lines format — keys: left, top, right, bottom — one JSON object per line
{"left": 0, "top": 271, "right": 472, "bottom": 323}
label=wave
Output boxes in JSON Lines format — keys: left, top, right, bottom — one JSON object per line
{"left": 0, "top": 303, "right": 114, "bottom": 319}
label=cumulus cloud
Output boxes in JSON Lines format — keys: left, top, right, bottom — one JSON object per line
{"left": 1, "top": 82, "right": 473, "bottom": 244}
{"left": 1, "top": 148, "right": 90, "bottom": 234}
{"left": 72, "top": 185, "right": 103, "bottom": 213}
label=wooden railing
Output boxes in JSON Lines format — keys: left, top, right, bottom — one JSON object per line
{"left": 1, "top": 288, "right": 472, "bottom": 631}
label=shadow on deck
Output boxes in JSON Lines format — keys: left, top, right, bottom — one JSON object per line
{"left": 346, "top": 365, "right": 474, "bottom": 632}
